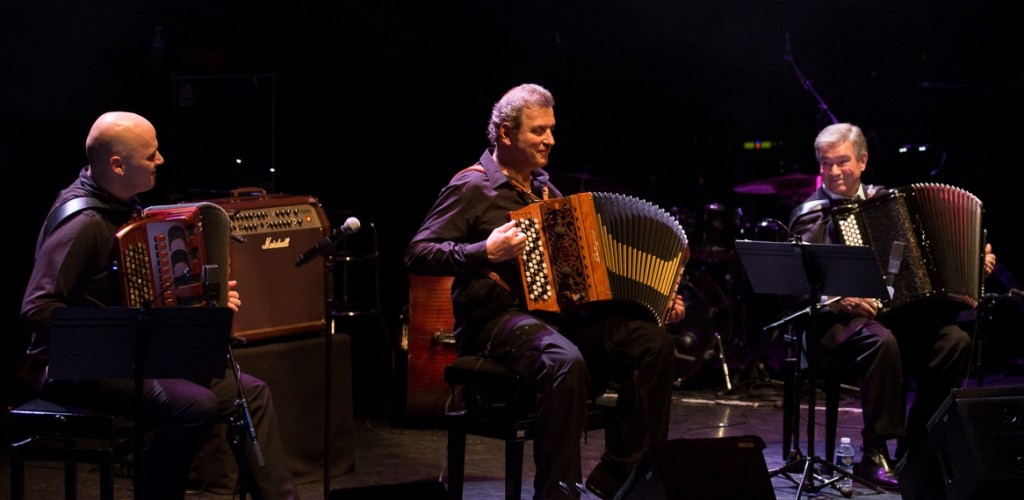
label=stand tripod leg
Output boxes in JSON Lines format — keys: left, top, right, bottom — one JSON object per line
{"left": 781, "top": 353, "right": 799, "bottom": 460}
{"left": 768, "top": 455, "right": 821, "bottom": 498}
{"left": 715, "top": 332, "right": 732, "bottom": 391}
{"left": 770, "top": 455, "right": 875, "bottom": 499}
{"left": 227, "top": 345, "right": 265, "bottom": 500}
{"left": 807, "top": 456, "right": 885, "bottom": 496}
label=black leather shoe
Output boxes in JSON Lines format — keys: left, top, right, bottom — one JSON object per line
{"left": 585, "top": 461, "right": 630, "bottom": 499}
{"left": 858, "top": 447, "right": 900, "bottom": 491}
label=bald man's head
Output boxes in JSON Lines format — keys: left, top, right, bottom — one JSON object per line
{"left": 85, "top": 112, "right": 151, "bottom": 165}
{"left": 84, "top": 111, "right": 164, "bottom": 200}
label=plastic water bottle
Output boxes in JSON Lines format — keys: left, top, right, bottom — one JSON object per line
{"left": 833, "top": 436, "right": 855, "bottom": 490}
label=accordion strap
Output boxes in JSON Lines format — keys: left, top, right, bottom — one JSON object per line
{"left": 42, "top": 196, "right": 112, "bottom": 241}
{"left": 484, "top": 270, "right": 512, "bottom": 293}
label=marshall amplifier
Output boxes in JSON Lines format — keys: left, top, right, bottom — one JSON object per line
{"left": 203, "top": 188, "right": 331, "bottom": 341}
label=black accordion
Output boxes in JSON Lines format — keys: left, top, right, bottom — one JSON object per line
{"left": 114, "top": 202, "right": 231, "bottom": 308}
{"left": 508, "top": 192, "right": 688, "bottom": 325}
{"left": 831, "top": 183, "right": 984, "bottom": 314}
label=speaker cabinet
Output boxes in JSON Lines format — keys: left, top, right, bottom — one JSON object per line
{"left": 619, "top": 435, "right": 774, "bottom": 500}
{"left": 900, "top": 385, "right": 1024, "bottom": 499}
{"left": 204, "top": 190, "right": 331, "bottom": 341}
{"left": 189, "top": 334, "right": 356, "bottom": 490}
{"left": 167, "top": 74, "right": 276, "bottom": 194}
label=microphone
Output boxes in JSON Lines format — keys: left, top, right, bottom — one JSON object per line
{"left": 787, "top": 200, "right": 830, "bottom": 232}
{"left": 885, "top": 241, "right": 906, "bottom": 299}
{"left": 294, "top": 217, "right": 361, "bottom": 268}
{"left": 202, "top": 264, "right": 221, "bottom": 307}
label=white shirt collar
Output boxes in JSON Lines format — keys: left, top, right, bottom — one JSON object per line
{"left": 823, "top": 184, "right": 866, "bottom": 201}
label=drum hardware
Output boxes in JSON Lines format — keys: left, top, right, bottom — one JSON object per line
{"left": 734, "top": 172, "right": 820, "bottom": 206}
{"left": 547, "top": 170, "right": 632, "bottom": 195}
{"left": 698, "top": 202, "right": 743, "bottom": 254}
{"left": 714, "top": 332, "right": 731, "bottom": 391}
{"left": 752, "top": 218, "right": 790, "bottom": 242}
{"left": 668, "top": 270, "right": 738, "bottom": 386}
{"left": 692, "top": 209, "right": 790, "bottom": 265}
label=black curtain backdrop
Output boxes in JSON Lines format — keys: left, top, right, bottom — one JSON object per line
{"left": 3, "top": 1, "right": 1021, "bottom": 395}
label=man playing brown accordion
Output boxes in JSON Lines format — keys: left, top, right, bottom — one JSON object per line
{"left": 405, "top": 84, "right": 687, "bottom": 499}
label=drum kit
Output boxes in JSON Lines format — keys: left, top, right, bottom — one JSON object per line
{"left": 733, "top": 172, "right": 820, "bottom": 199}
{"left": 669, "top": 172, "right": 819, "bottom": 387}
{"left": 545, "top": 168, "right": 820, "bottom": 387}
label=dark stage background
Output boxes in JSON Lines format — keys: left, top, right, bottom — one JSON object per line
{"left": 3, "top": 1, "right": 1023, "bottom": 404}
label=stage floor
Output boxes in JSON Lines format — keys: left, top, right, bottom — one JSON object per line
{"left": 3, "top": 366, "right": 1022, "bottom": 499}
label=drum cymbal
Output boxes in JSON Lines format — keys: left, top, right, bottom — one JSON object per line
{"left": 734, "top": 172, "right": 819, "bottom": 196}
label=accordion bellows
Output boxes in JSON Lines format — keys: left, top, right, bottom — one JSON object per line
{"left": 832, "top": 183, "right": 983, "bottom": 313}
{"left": 509, "top": 192, "right": 688, "bottom": 325}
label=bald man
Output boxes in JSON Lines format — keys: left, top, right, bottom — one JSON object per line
{"left": 20, "top": 111, "right": 299, "bottom": 499}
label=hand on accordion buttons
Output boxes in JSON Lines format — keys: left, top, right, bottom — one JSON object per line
{"left": 665, "top": 294, "right": 686, "bottom": 324}
{"left": 984, "top": 243, "right": 996, "bottom": 277}
{"left": 831, "top": 297, "right": 879, "bottom": 318}
{"left": 227, "top": 280, "right": 242, "bottom": 312}
{"left": 487, "top": 220, "right": 528, "bottom": 263}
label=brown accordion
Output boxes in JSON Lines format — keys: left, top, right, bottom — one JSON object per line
{"left": 114, "top": 202, "right": 231, "bottom": 308}
{"left": 831, "top": 183, "right": 984, "bottom": 314}
{"left": 508, "top": 192, "right": 688, "bottom": 325}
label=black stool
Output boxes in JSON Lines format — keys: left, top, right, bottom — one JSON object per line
{"left": 8, "top": 398, "right": 134, "bottom": 500}
{"left": 443, "top": 355, "right": 611, "bottom": 500}
{"left": 780, "top": 330, "right": 857, "bottom": 463}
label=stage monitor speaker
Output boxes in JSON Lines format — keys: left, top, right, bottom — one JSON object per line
{"left": 202, "top": 189, "right": 331, "bottom": 341}
{"left": 900, "top": 385, "right": 1024, "bottom": 500}
{"left": 189, "top": 334, "right": 356, "bottom": 489}
{"left": 618, "top": 434, "right": 774, "bottom": 500}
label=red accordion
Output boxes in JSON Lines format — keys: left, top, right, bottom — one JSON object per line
{"left": 114, "top": 203, "right": 231, "bottom": 308}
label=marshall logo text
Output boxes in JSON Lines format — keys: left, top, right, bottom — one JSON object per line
{"left": 262, "top": 237, "right": 291, "bottom": 249}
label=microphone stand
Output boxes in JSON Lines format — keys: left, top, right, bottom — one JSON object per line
{"left": 762, "top": 297, "right": 841, "bottom": 333}
{"left": 295, "top": 224, "right": 354, "bottom": 498}
{"left": 322, "top": 251, "right": 336, "bottom": 498}
{"left": 205, "top": 269, "right": 264, "bottom": 500}
{"left": 227, "top": 342, "right": 264, "bottom": 500}
{"left": 784, "top": 32, "right": 839, "bottom": 125}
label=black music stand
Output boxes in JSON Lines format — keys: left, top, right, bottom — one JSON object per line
{"left": 49, "top": 306, "right": 234, "bottom": 500}
{"left": 735, "top": 240, "right": 889, "bottom": 498}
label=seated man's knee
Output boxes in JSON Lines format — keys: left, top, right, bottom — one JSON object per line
{"left": 237, "top": 373, "right": 273, "bottom": 412}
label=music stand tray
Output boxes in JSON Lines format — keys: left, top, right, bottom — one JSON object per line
{"left": 735, "top": 240, "right": 888, "bottom": 300}
{"left": 735, "top": 240, "right": 888, "bottom": 498}
{"left": 49, "top": 306, "right": 233, "bottom": 380}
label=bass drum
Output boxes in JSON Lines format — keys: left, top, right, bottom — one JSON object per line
{"left": 666, "top": 270, "right": 734, "bottom": 384}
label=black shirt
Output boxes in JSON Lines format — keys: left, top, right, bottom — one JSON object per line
{"left": 21, "top": 166, "right": 137, "bottom": 364}
{"left": 404, "top": 148, "right": 562, "bottom": 338}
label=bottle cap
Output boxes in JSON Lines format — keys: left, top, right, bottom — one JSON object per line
{"left": 840, "top": 437, "right": 851, "bottom": 444}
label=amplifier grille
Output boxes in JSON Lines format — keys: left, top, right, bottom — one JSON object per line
{"left": 205, "top": 193, "right": 331, "bottom": 340}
